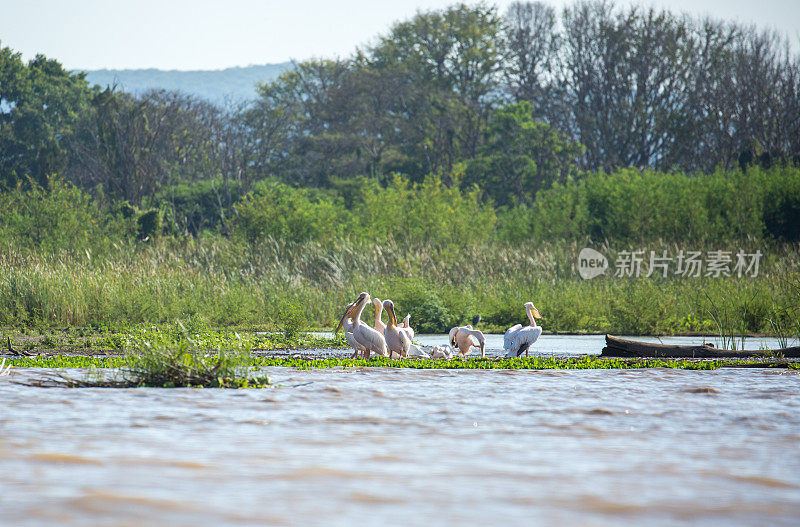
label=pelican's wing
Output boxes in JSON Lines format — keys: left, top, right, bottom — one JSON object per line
{"left": 466, "top": 328, "right": 484, "bottom": 348}
{"left": 345, "top": 331, "right": 362, "bottom": 351}
{"left": 355, "top": 325, "right": 388, "bottom": 356}
{"left": 509, "top": 326, "right": 543, "bottom": 357}
{"left": 400, "top": 331, "right": 412, "bottom": 356}
{"left": 526, "top": 325, "right": 543, "bottom": 345}
{"left": 388, "top": 328, "right": 412, "bottom": 357}
{"left": 504, "top": 324, "right": 522, "bottom": 352}
{"left": 449, "top": 327, "right": 460, "bottom": 347}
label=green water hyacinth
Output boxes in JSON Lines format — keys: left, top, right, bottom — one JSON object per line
{"left": 8, "top": 354, "right": 792, "bottom": 372}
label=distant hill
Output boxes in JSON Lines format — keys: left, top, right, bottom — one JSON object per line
{"left": 83, "top": 63, "right": 293, "bottom": 105}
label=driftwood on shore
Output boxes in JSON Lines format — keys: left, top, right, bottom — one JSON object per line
{"left": 601, "top": 334, "right": 800, "bottom": 359}
{"left": 6, "top": 337, "right": 35, "bottom": 357}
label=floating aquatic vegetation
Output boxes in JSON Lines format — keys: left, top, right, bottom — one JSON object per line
{"left": 9, "top": 353, "right": 793, "bottom": 373}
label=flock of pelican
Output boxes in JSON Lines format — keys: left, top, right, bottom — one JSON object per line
{"left": 335, "top": 292, "right": 543, "bottom": 360}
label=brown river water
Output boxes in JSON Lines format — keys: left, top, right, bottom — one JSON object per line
{"left": 1, "top": 341, "right": 799, "bottom": 526}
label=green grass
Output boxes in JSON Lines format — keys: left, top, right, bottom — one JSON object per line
{"left": 120, "top": 347, "right": 270, "bottom": 389}
{"left": 9, "top": 355, "right": 122, "bottom": 368}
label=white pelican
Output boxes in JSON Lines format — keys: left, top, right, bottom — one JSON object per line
{"left": 430, "top": 345, "right": 453, "bottom": 360}
{"left": 373, "top": 298, "right": 413, "bottom": 358}
{"left": 383, "top": 299, "right": 411, "bottom": 358}
{"left": 406, "top": 344, "right": 430, "bottom": 358}
{"left": 448, "top": 324, "right": 472, "bottom": 348}
{"left": 372, "top": 297, "right": 387, "bottom": 334}
{"left": 399, "top": 314, "right": 415, "bottom": 341}
{"left": 504, "top": 302, "right": 543, "bottom": 357}
{"left": 336, "top": 293, "right": 388, "bottom": 358}
{"left": 337, "top": 301, "right": 368, "bottom": 358}
{"left": 450, "top": 326, "right": 486, "bottom": 358}
{"left": 399, "top": 314, "right": 414, "bottom": 336}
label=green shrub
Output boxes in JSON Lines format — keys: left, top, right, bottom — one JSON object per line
{"left": 762, "top": 166, "right": 800, "bottom": 242}
{"left": 118, "top": 201, "right": 137, "bottom": 219}
{"left": 136, "top": 209, "right": 162, "bottom": 240}
{"left": 157, "top": 179, "right": 245, "bottom": 235}
{"left": 233, "top": 180, "right": 348, "bottom": 243}
{"left": 279, "top": 302, "right": 306, "bottom": 343}
{"left": 232, "top": 174, "right": 497, "bottom": 247}
{"left": 0, "top": 176, "right": 117, "bottom": 252}
{"left": 501, "top": 166, "right": 800, "bottom": 244}
{"left": 353, "top": 174, "right": 497, "bottom": 245}
{"left": 392, "top": 282, "right": 453, "bottom": 333}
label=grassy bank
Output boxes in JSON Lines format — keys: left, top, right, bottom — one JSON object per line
{"left": 1, "top": 323, "right": 348, "bottom": 356}
{"left": 1, "top": 239, "right": 798, "bottom": 337}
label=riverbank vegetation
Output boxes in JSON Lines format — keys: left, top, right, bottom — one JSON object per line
{"left": 0, "top": 240, "right": 797, "bottom": 337}
{"left": 1, "top": 1, "right": 799, "bottom": 341}
{"left": 1, "top": 322, "right": 347, "bottom": 356}
{"left": 13, "top": 342, "right": 271, "bottom": 389}
{"left": 7, "top": 354, "right": 796, "bottom": 372}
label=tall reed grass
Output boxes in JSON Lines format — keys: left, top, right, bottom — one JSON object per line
{"left": 0, "top": 237, "right": 797, "bottom": 336}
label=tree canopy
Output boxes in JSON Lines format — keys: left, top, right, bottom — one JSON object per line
{"left": 1, "top": 2, "right": 798, "bottom": 237}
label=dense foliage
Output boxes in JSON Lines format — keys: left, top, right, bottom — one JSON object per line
{"left": 11, "top": 354, "right": 785, "bottom": 371}
{"left": 502, "top": 166, "right": 800, "bottom": 243}
{"left": 2, "top": 1, "right": 800, "bottom": 237}
{"left": 3, "top": 166, "right": 797, "bottom": 251}
{"left": 1, "top": 2, "right": 799, "bottom": 339}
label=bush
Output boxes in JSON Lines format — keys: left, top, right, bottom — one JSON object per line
{"left": 157, "top": 179, "right": 245, "bottom": 235}
{"left": 762, "top": 166, "right": 800, "bottom": 242}
{"left": 136, "top": 209, "right": 162, "bottom": 241}
{"left": 500, "top": 166, "right": 800, "bottom": 244}
{"left": 279, "top": 302, "right": 306, "bottom": 343}
{"left": 354, "top": 174, "right": 497, "bottom": 245}
{"left": 233, "top": 181, "right": 349, "bottom": 243}
{"left": 392, "top": 282, "right": 453, "bottom": 333}
{"left": 118, "top": 201, "right": 137, "bottom": 219}
{"left": 0, "top": 177, "right": 118, "bottom": 252}
{"left": 232, "top": 173, "right": 497, "bottom": 247}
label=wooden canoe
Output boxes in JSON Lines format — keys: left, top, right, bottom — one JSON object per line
{"left": 601, "top": 334, "right": 800, "bottom": 359}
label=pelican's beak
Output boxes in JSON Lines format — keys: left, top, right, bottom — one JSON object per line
{"left": 532, "top": 306, "right": 542, "bottom": 319}
{"left": 387, "top": 303, "right": 397, "bottom": 326}
{"left": 479, "top": 339, "right": 485, "bottom": 357}
{"left": 334, "top": 301, "right": 357, "bottom": 333}
{"left": 334, "top": 304, "right": 351, "bottom": 333}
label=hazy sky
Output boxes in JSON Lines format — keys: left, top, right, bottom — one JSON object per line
{"left": 1, "top": 0, "right": 798, "bottom": 71}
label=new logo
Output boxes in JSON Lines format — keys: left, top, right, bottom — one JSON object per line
{"left": 578, "top": 248, "right": 608, "bottom": 280}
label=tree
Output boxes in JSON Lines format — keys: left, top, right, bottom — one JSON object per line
{"left": 502, "top": 2, "right": 559, "bottom": 121}
{"left": 559, "top": 3, "right": 698, "bottom": 171}
{"left": 684, "top": 24, "right": 800, "bottom": 171}
{"left": 369, "top": 3, "right": 505, "bottom": 180}
{"left": 0, "top": 45, "right": 91, "bottom": 188}
{"left": 466, "top": 102, "right": 583, "bottom": 206}
{"left": 67, "top": 89, "right": 221, "bottom": 204}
